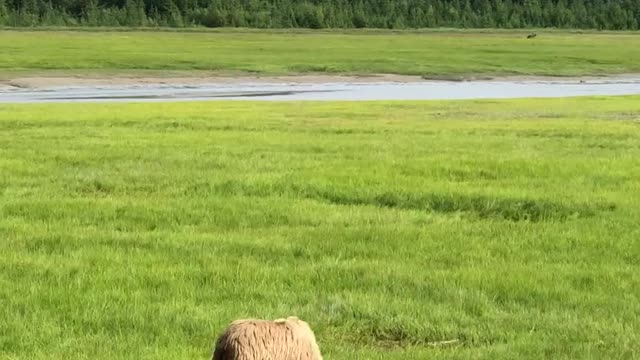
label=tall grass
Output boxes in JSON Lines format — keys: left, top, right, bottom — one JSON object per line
{"left": 1, "top": 30, "right": 640, "bottom": 77}
{"left": 1, "top": 97, "right": 639, "bottom": 359}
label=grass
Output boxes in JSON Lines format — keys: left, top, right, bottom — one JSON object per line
{"left": 1, "top": 30, "right": 640, "bottom": 77}
{"left": 1, "top": 97, "right": 639, "bottom": 359}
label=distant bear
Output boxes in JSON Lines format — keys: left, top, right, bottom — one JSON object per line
{"left": 212, "top": 316, "right": 323, "bottom": 360}
{"left": 527, "top": 33, "right": 537, "bottom": 39}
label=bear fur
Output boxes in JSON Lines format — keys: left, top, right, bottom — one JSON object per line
{"left": 212, "top": 316, "right": 323, "bottom": 360}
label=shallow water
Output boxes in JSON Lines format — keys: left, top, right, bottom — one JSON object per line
{"left": 1, "top": 77, "right": 640, "bottom": 103}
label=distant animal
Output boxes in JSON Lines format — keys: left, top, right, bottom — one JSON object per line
{"left": 527, "top": 33, "right": 537, "bottom": 39}
{"left": 212, "top": 316, "right": 323, "bottom": 360}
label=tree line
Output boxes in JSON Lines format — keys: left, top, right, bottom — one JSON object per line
{"left": 1, "top": 0, "right": 639, "bottom": 30}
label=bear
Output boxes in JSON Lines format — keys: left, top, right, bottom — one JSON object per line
{"left": 212, "top": 316, "right": 323, "bottom": 360}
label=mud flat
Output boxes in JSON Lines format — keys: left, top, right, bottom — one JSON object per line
{"left": 1, "top": 74, "right": 639, "bottom": 103}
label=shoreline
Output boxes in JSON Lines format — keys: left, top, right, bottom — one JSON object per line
{"left": 2, "top": 72, "right": 640, "bottom": 91}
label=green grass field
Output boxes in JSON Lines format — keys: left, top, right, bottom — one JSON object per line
{"left": 1, "top": 30, "right": 640, "bottom": 77}
{"left": 1, "top": 97, "right": 639, "bottom": 359}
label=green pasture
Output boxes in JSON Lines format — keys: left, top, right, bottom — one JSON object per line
{"left": 1, "top": 97, "right": 639, "bottom": 359}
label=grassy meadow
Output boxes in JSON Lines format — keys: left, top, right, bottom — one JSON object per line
{"left": 1, "top": 97, "right": 639, "bottom": 359}
{"left": 1, "top": 30, "right": 640, "bottom": 77}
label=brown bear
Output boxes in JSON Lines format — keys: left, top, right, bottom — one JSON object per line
{"left": 212, "top": 316, "right": 323, "bottom": 360}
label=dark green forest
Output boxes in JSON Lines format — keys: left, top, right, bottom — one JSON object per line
{"left": 1, "top": 0, "right": 639, "bottom": 30}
